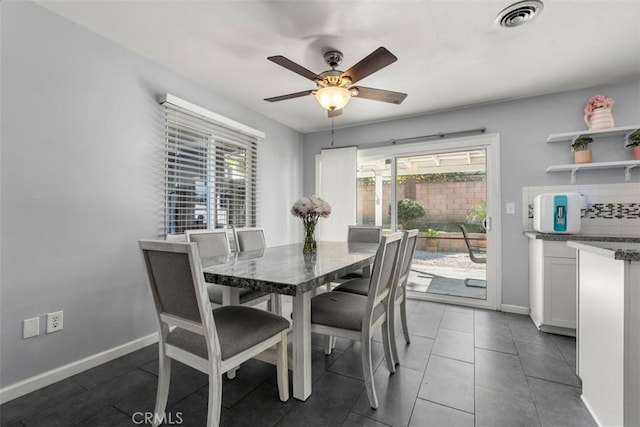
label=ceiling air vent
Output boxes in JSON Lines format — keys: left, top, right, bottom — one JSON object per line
{"left": 496, "top": 0, "right": 544, "bottom": 28}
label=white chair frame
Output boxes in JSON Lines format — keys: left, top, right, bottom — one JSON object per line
{"left": 389, "top": 229, "right": 419, "bottom": 365}
{"left": 231, "top": 227, "right": 281, "bottom": 315}
{"left": 139, "top": 240, "right": 289, "bottom": 427}
{"left": 310, "top": 232, "right": 404, "bottom": 409}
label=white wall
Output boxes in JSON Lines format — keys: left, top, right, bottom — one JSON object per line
{"left": 0, "top": 1, "right": 303, "bottom": 390}
{"left": 302, "top": 79, "right": 640, "bottom": 308}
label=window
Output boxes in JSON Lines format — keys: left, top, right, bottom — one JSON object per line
{"left": 160, "top": 94, "right": 263, "bottom": 235}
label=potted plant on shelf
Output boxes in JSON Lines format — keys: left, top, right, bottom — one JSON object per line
{"left": 624, "top": 129, "right": 640, "bottom": 161}
{"left": 571, "top": 136, "right": 594, "bottom": 164}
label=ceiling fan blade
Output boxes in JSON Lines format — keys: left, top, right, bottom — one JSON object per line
{"left": 267, "top": 55, "right": 322, "bottom": 81}
{"left": 264, "top": 90, "right": 314, "bottom": 102}
{"left": 328, "top": 108, "right": 343, "bottom": 118}
{"left": 351, "top": 86, "right": 407, "bottom": 104}
{"left": 341, "top": 47, "right": 398, "bottom": 85}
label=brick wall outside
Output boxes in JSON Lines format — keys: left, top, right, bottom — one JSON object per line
{"left": 357, "top": 179, "right": 486, "bottom": 225}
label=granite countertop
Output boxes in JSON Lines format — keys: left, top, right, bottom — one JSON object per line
{"left": 524, "top": 232, "right": 640, "bottom": 243}
{"left": 566, "top": 241, "right": 640, "bottom": 262}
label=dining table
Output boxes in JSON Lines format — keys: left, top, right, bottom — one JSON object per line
{"left": 201, "top": 240, "right": 378, "bottom": 401}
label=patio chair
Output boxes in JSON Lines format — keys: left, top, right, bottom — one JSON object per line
{"left": 138, "top": 240, "right": 289, "bottom": 427}
{"left": 309, "top": 232, "right": 403, "bottom": 409}
{"left": 458, "top": 223, "right": 486, "bottom": 264}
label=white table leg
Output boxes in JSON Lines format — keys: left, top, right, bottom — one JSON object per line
{"left": 292, "top": 291, "right": 312, "bottom": 401}
{"left": 222, "top": 287, "right": 240, "bottom": 306}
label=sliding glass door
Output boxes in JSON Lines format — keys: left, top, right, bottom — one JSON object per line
{"left": 356, "top": 134, "right": 500, "bottom": 309}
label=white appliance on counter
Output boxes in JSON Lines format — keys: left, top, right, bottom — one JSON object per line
{"left": 533, "top": 192, "right": 582, "bottom": 234}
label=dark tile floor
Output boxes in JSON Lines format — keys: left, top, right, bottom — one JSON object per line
{"left": 1, "top": 300, "right": 596, "bottom": 427}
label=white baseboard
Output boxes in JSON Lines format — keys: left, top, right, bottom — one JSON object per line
{"left": 501, "top": 304, "right": 530, "bottom": 315}
{"left": 581, "top": 394, "right": 604, "bottom": 427}
{"left": 0, "top": 332, "right": 158, "bottom": 404}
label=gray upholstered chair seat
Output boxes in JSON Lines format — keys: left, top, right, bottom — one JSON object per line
{"left": 337, "top": 270, "right": 364, "bottom": 280}
{"left": 167, "top": 305, "right": 290, "bottom": 360}
{"left": 333, "top": 278, "right": 369, "bottom": 296}
{"left": 311, "top": 291, "right": 384, "bottom": 331}
{"left": 207, "top": 285, "right": 269, "bottom": 306}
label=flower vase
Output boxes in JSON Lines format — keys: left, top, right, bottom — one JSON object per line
{"left": 303, "top": 220, "right": 317, "bottom": 254}
{"left": 584, "top": 108, "right": 615, "bottom": 130}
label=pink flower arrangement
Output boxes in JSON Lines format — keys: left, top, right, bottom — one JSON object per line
{"left": 292, "top": 196, "right": 331, "bottom": 253}
{"left": 584, "top": 95, "right": 615, "bottom": 114}
{"left": 291, "top": 196, "right": 331, "bottom": 221}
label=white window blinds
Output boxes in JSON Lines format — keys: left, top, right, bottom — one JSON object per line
{"left": 160, "top": 94, "right": 263, "bottom": 235}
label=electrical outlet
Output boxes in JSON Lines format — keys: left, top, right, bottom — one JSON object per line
{"left": 47, "top": 311, "right": 63, "bottom": 333}
{"left": 23, "top": 317, "right": 40, "bottom": 339}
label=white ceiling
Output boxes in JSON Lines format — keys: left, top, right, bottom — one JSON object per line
{"left": 36, "top": 0, "right": 640, "bottom": 134}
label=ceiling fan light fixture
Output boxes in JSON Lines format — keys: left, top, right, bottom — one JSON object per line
{"left": 315, "top": 86, "right": 351, "bottom": 111}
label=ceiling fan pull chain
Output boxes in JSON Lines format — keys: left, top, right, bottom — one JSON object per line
{"left": 331, "top": 117, "right": 335, "bottom": 146}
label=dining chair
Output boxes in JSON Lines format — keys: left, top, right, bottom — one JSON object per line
{"left": 332, "top": 230, "right": 418, "bottom": 365}
{"left": 185, "top": 229, "right": 272, "bottom": 308}
{"left": 458, "top": 224, "right": 487, "bottom": 264}
{"left": 233, "top": 227, "right": 267, "bottom": 252}
{"left": 388, "top": 229, "right": 419, "bottom": 364}
{"left": 309, "top": 232, "right": 404, "bottom": 409}
{"left": 138, "top": 239, "right": 289, "bottom": 427}
{"left": 338, "top": 225, "right": 383, "bottom": 280}
{"left": 232, "top": 227, "right": 281, "bottom": 315}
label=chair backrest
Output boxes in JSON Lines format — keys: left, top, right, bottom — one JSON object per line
{"left": 139, "top": 240, "right": 210, "bottom": 326}
{"left": 234, "top": 227, "right": 266, "bottom": 252}
{"left": 347, "top": 225, "right": 382, "bottom": 244}
{"left": 185, "top": 229, "right": 231, "bottom": 259}
{"left": 139, "top": 240, "right": 219, "bottom": 358}
{"left": 365, "top": 232, "right": 404, "bottom": 321}
{"left": 391, "top": 229, "right": 419, "bottom": 302}
{"left": 398, "top": 229, "right": 419, "bottom": 285}
{"left": 458, "top": 224, "right": 486, "bottom": 264}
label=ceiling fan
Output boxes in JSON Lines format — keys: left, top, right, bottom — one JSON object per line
{"left": 264, "top": 47, "right": 407, "bottom": 118}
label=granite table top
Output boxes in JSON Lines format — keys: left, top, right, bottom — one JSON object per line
{"left": 566, "top": 241, "right": 640, "bottom": 262}
{"left": 201, "top": 241, "right": 378, "bottom": 296}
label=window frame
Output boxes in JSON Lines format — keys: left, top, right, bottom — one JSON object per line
{"left": 160, "top": 94, "right": 264, "bottom": 236}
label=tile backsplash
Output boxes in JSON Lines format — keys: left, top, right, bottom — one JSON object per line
{"left": 522, "top": 183, "right": 640, "bottom": 237}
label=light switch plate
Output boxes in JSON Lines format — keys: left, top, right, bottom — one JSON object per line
{"left": 506, "top": 202, "right": 516, "bottom": 215}
{"left": 23, "top": 317, "right": 40, "bottom": 338}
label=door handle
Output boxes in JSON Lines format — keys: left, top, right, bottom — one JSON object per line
{"left": 483, "top": 217, "right": 492, "bottom": 231}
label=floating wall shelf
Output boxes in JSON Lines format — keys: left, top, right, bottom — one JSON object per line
{"left": 546, "top": 160, "right": 640, "bottom": 183}
{"left": 545, "top": 124, "right": 640, "bottom": 182}
{"left": 546, "top": 125, "right": 639, "bottom": 143}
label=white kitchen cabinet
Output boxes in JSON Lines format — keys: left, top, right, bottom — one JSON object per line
{"left": 528, "top": 238, "right": 576, "bottom": 336}
{"left": 568, "top": 241, "right": 640, "bottom": 427}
